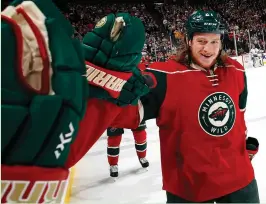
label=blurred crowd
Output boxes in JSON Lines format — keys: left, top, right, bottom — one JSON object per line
{"left": 155, "top": 0, "right": 265, "bottom": 57}
{"left": 5, "top": 0, "right": 260, "bottom": 62}
{"left": 62, "top": 2, "right": 171, "bottom": 62}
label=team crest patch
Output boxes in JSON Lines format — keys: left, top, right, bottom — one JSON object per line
{"left": 95, "top": 16, "right": 107, "bottom": 28}
{"left": 198, "top": 92, "right": 235, "bottom": 137}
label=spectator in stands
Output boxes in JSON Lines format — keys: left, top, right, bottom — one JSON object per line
{"left": 62, "top": 0, "right": 265, "bottom": 62}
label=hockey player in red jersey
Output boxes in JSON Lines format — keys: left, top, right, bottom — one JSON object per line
{"left": 107, "top": 121, "right": 149, "bottom": 178}
{"left": 5, "top": 1, "right": 260, "bottom": 202}
{"left": 71, "top": 10, "right": 260, "bottom": 202}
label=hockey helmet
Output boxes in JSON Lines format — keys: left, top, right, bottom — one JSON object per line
{"left": 185, "top": 10, "right": 226, "bottom": 40}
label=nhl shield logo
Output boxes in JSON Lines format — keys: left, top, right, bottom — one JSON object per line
{"left": 198, "top": 92, "right": 236, "bottom": 137}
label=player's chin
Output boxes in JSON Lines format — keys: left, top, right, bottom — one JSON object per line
{"left": 199, "top": 61, "right": 216, "bottom": 69}
{"left": 194, "top": 58, "right": 216, "bottom": 70}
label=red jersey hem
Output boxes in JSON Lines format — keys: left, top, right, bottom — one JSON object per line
{"left": 163, "top": 173, "right": 254, "bottom": 202}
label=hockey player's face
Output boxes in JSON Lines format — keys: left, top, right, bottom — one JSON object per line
{"left": 189, "top": 33, "right": 221, "bottom": 69}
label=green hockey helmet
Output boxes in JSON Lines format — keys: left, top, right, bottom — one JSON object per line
{"left": 186, "top": 10, "right": 226, "bottom": 40}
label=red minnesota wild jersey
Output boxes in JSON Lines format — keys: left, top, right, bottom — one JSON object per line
{"left": 68, "top": 57, "right": 254, "bottom": 202}
{"left": 114, "top": 57, "right": 253, "bottom": 201}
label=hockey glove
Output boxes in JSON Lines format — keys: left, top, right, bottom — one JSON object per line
{"left": 82, "top": 13, "right": 154, "bottom": 106}
{"left": 246, "top": 137, "right": 259, "bottom": 160}
{"left": 1, "top": 0, "right": 87, "bottom": 202}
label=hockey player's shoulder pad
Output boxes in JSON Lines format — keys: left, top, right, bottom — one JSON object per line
{"left": 146, "top": 59, "right": 186, "bottom": 74}
{"left": 225, "top": 56, "right": 245, "bottom": 71}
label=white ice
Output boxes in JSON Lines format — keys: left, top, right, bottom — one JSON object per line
{"left": 71, "top": 66, "right": 266, "bottom": 203}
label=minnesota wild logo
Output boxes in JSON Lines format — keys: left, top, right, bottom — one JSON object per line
{"left": 198, "top": 92, "right": 236, "bottom": 137}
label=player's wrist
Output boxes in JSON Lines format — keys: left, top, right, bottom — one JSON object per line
{"left": 85, "top": 61, "right": 152, "bottom": 106}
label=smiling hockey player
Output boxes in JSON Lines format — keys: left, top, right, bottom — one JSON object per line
{"left": 2, "top": 1, "right": 260, "bottom": 202}
{"left": 73, "top": 10, "right": 260, "bottom": 203}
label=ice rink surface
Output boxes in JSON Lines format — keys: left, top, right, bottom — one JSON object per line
{"left": 71, "top": 66, "right": 266, "bottom": 203}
